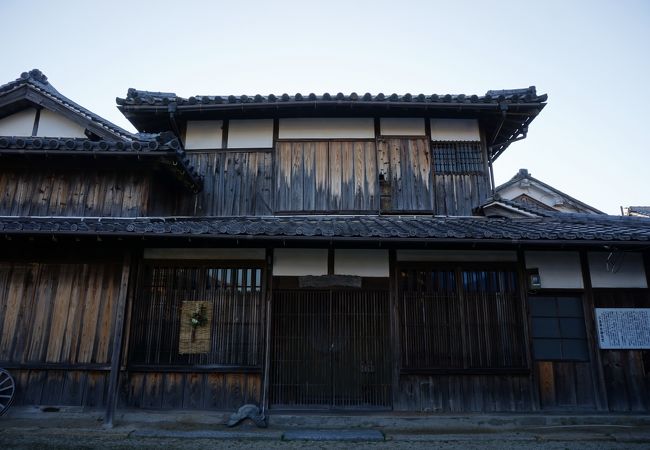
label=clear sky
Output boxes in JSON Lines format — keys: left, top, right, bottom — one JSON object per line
{"left": 1, "top": 0, "right": 648, "bottom": 214}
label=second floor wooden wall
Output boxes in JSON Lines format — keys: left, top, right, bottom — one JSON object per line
{"left": 1, "top": 138, "right": 490, "bottom": 217}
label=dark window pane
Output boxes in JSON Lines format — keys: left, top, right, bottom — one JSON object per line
{"left": 529, "top": 297, "right": 557, "bottom": 316}
{"left": 560, "top": 318, "right": 587, "bottom": 339}
{"left": 557, "top": 297, "right": 583, "bottom": 317}
{"left": 562, "top": 339, "right": 590, "bottom": 361}
{"left": 532, "top": 317, "right": 561, "bottom": 338}
{"left": 533, "top": 339, "right": 563, "bottom": 360}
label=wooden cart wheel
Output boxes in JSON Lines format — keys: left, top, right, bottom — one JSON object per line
{"left": 0, "top": 368, "right": 15, "bottom": 416}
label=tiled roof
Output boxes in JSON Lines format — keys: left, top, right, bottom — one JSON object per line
{"left": 0, "top": 133, "right": 203, "bottom": 193}
{"left": 0, "top": 70, "right": 134, "bottom": 141}
{"left": 1, "top": 214, "right": 648, "bottom": 244}
{"left": 495, "top": 168, "right": 604, "bottom": 214}
{"left": 478, "top": 197, "right": 557, "bottom": 218}
{"left": 117, "top": 86, "right": 547, "bottom": 107}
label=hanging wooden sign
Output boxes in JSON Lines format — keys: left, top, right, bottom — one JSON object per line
{"left": 179, "top": 300, "right": 213, "bottom": 354}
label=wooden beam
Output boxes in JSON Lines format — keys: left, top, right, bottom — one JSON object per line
{"left": 104, "top": 252, "right": 132, "bottom": 428}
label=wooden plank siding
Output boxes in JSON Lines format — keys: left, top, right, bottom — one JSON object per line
{"left": 275, "top": 141, "right": 378, "bottom": 212}
{"left": 0, "top": 261, "right": 122, "bottom": 407}
{"left": 433, "top": 173, "right": 489, "bottom": 216}
{"left": 397, "top": 374, "right": 533, "bottom": 412}
{"left": 148, "top": 151, "right": 273, "bottom": 216}
{"left": 593, "top": 289, "right": 650, "bottom": 412}
{"left": 378, "top": 138, "right": 432, "bottom": 211}
{"left": 0, "top": 168, "right": 151, "bottom": 217}
{"left": 120, "top": 372, "right": 261, "bottom": 410}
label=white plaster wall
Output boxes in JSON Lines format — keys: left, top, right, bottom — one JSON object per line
{"left": 334, "top": 249, "right": 389, "bottom": 277}
{"left": 380, "top": 118, "right": 425, "bottom": 136}
{"left": 0, "top": 108, "right": 37, "bottom": 136}
{"left": 397, "top": 250, "right": 517, "bottom": 262}
{"left": 525, "top": 251, "right": 584, "bottom": 289}
{"left": 143, "top": 248, "right": 265, "bottom": 260}
{"left": 430, "top": 119, "right": 480, "bottom": 141}
{"left": 228, "top": 119, "right": 274, "bottom": 148}
{"left": 184, "top": 120, "right": 223, "bottom": 149}
{"left": 589, "top": 252, "right": 647, "bottom": 288}
{"left": 499, "top": 183, "right": 567, "bottom": 211}
{"left": 273, "top": 249, "right": 328, "bottom": 276}
{"left": 279, "top": 118, "right": 374, "bottom": 139}
{"left": 37, "top": 109, "right": 87, "bottom": 138}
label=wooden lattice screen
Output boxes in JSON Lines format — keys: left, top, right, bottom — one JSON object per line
{"left": 129, "top": 264, "right": 264, "bottom": 368}
{"left": 398, "top": 266, "right": 527, "bottom": 370}
{"left": 432, "top": 141, "right": 484, "bottom": 174}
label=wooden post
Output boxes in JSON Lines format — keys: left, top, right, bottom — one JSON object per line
{"left": 104, "top": 252, "right": 132, "bottom": 428}
{"left": 260, "top": 248, "right": 273, "bottom": 418}
{"left": 579, "top": 250, "right": 608, "bottom": 411}
{"left": 516, "top": 248, "right": 539, "bottom": 410}
{"left": 389, "top": 249, "right": 400, "bottom": 409}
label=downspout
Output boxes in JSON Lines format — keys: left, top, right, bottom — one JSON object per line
{"left": 168, "top": 102, "right": 182, "bottom": 139}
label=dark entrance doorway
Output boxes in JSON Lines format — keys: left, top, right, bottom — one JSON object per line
{"left": 270, "top": 290, "right": 392, "bottom": 409}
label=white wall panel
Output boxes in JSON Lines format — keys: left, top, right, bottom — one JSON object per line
{"left": 430, "top": 119, "right": 480, "bottom": 141}
{"left": 143, "top": 248, "right": 265, "bottom": 260}
{"left": 397, "top": 250, "right": 516, "bottom": 262}
{"left": 273, "top": 249, "right": 328, "bottom": 276}
{"left": 525, "top": 251, "right": 583, "bottom": 289}
{"left": 0, "top": 108, "right": 37, "bottom": 136}
{"left": 37, "top": 109, "right": 86, "bottom": 138}
{"left": 334, "top": 249, "right": 389, "bottom": 277}
{"left": 279, "top": 118, "right": 374, "bottom": 139}
{"left": 380, "top": 118, "right": 425, "bottom": 136}
{"left": 228, "top": 119, "right": 273, "bottom": 148}
{"left": 184, "top": 120, "right": 223, "bottom": 149}
{"left": 589, "top": 252, "right": 647, "bottom": 288}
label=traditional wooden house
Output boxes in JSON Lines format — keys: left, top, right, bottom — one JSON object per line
{"left": 483, "top": 168, "right": 604, "bottom": 217}
{"left": 1, "top": 70, "right": 649, "bottom": 422}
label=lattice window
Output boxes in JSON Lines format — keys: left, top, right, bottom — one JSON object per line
{"left": 398, "top": 266, "right": 527, "bottom": 370}
{"left": 529, "top": 295, "right": 589, "bottom": 361}
{"left": 129, "top": 264, "right": 264, "bottom": 367}
{"left": 432, "top": 141, "right": 484, "bottom": 174}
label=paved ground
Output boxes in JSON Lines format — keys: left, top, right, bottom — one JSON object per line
{"left": 1, "top": 407, "right": 649, "bottom": 449}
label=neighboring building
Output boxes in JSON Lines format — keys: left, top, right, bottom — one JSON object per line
{"left": 625, "top": 206, "right": 650, "bottom": 218}
{"left": 1, "top": 70, "right": 649, "bottom": 421}
{"left": 480, "top": 168, "right": 604, "bottom": 218}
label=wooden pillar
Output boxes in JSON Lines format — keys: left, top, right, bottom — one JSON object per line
{"left": 104, "top": 252, "right": 132, "bottom": 428}
{"left": 260, "top": 248, "right": 274, "bottom": 416}
{"left": 516, "top": 248, "right": 539, "bottom": 411}
{"left": 389, "top": 249, "right": 401, "bottom": 409}
{"left": 579, "top": 250, "right": 609, "bottom": 411}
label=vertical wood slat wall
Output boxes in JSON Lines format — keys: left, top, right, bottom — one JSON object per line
{"left": 275, "top": 141, "right": 378, "bottom": 212}
{"left": 0, "top": 261, "right": 122, "bottom": 407}
{"left": 592, "top": 289, "right": 650, "bottom": 411}
{"left": 0, "top": 168, "right": 151, "bottom": 217}
{"left": 0, "top": 140, "right": 490, "bottom": 217}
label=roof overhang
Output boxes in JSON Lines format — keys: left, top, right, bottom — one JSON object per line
{"left": 117, "top": 88, "right": 547, "bottom": 161}
{"left": 1, "top": 215, "right": 648, "bottom": 249}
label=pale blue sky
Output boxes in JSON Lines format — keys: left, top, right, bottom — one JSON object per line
{"left": 1, "top": 0, "right": 648, "bottom": 214}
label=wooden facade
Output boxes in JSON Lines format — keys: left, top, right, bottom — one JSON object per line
{"left": 1, "top": 74, "right": 649, "bottom": 418}
{"left": 0, "top": 136, "right": 490, "bottom": 218}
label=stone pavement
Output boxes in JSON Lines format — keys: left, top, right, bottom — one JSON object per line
{"left": 1, "top": 406, "right": 650, "bottom": 449}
